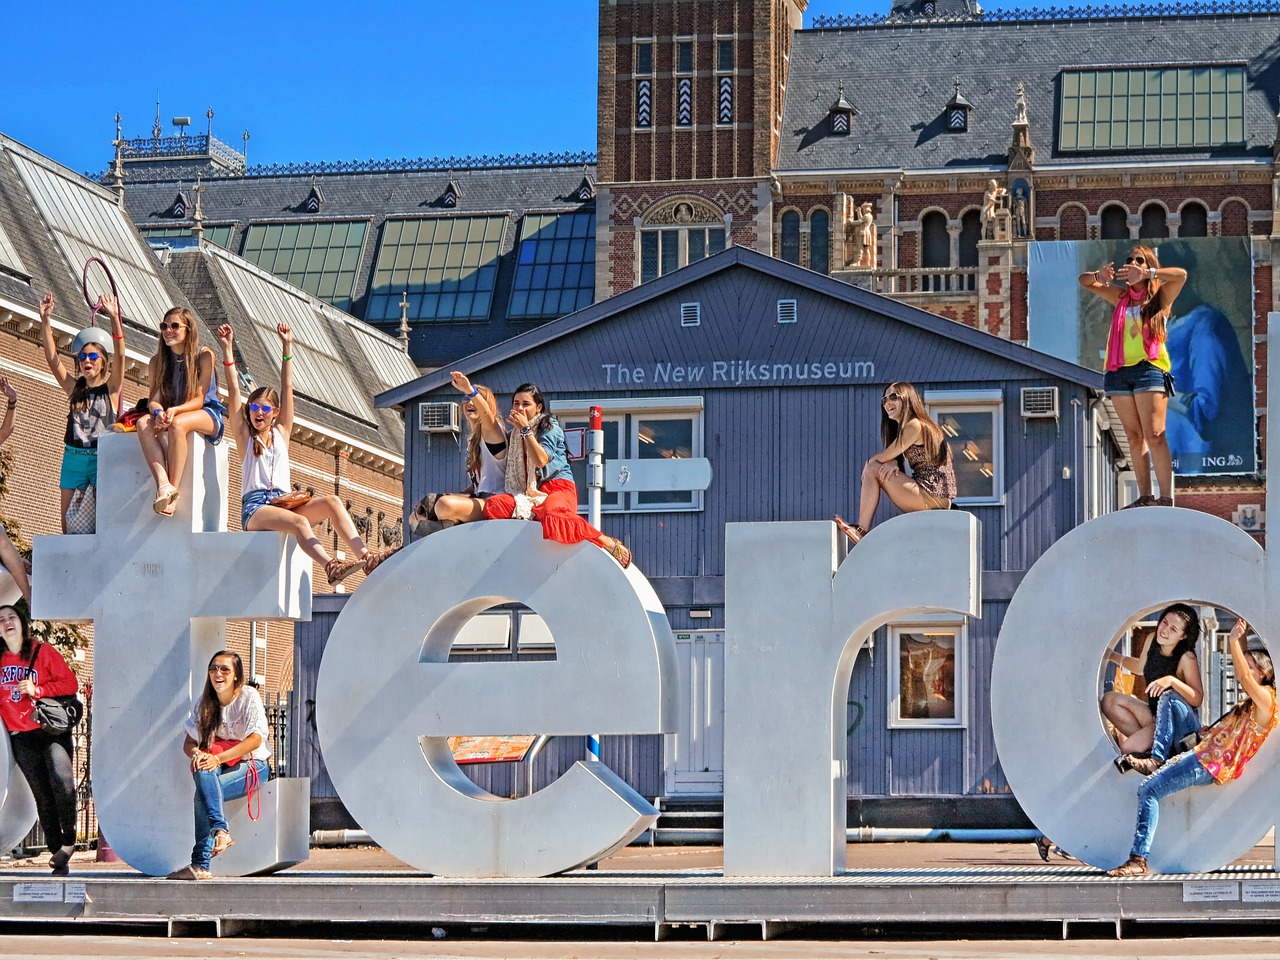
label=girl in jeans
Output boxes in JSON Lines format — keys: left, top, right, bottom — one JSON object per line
{"left": 0, "top": 605, "right": 78, "bottom": 875}
{"left": 1107, "top": 618, "right": 1276, "bottom": 877}
{"left": 169, "top": 651, "right": 271, "bottom": 880}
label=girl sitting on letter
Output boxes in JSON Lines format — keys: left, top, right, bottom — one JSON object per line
{"left": 137, "top": 307, "right": 226, "bottom": 517}
{"left": 169, "top": 651, "right": 271, "bottom": 880}
{"left": 217, "top": 323, "right": 394, "bottom": 587}
{"left": 836, "top": 382, "right": 956, "bottom": 545}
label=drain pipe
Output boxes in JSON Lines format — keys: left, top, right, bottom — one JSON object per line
{"left": 311, "top": 829, "right": 373, "bottom": 847}
{"left": 847, "top": 827, "right": 1040, "bottom": 842}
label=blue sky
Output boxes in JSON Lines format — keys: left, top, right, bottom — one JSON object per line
{"left": 8, "top": 1, "right": 1025, "bottom": 176}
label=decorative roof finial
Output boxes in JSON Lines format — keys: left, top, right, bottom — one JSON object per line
{"left": 397, "top": 291, "right": 411, "bottom": 350}
{"left": 242, "top": 130, "right": 250, "bottom": 165}
{"left": 153, "top": 96, "right": 162, "bottom": 141}
{"left": 206, "top": 107, "right": 214, "bottom": 138}
{"left": 1013, "top": 82, "right": 1029, "bottom": 127}
{"left": 111, "top": 112, "right": 126, "bottom": 203}
{"left": 192, "top": 176, "right": 205, "bottom": 241}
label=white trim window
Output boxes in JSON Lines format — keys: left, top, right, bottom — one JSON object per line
{"left": 925, "top": 389, "right": 1004, "bottom": 505}
{"left": 887, "top": 619, "right": 968, "bottom": 729}
{"left": 552, "top": 396, "right": 705, "bottom": 513}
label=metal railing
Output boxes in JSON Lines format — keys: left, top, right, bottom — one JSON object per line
{"left": 833, "top": 266, "right": 978, "bottom": 295}
{"left": 812, "top": 0, "right": 1280, "bottom": 28}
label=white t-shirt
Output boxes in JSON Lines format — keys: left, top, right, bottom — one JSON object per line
{"left": 184, "top": 686, "right": 273, "bottom": 762}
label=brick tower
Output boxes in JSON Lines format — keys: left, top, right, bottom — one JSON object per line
{"left": 596, "top": 0, "right": 807, "bottom": 296}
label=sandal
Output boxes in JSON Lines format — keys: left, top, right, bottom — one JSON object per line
{"left": 1153, "top": 497, "right": 1175, "bottom": 507}
{"left": 153, "top": 484, "right": 179, "bottom": 516}
{"left": 1035, "top": 835, "right": 1053, "bottom": 863}
{"left": 834, "top": 515, "right": 866, "bottom": 545}
{"left": 325, "top": 557, "right": 363, "bottom": 586}
{"left": 211, "top": 830, "right": 234, "bottom": 857}
{"left": 1121, "top": 496, "right": 1155, "bottom": 509}
{"left": 167, "top": 864, "right": 213, "bottom": 880}
{"left": 1105, "top": 854, "right": 1148, "bottom": 878}
{"left": 608, "top": 540, "right": 632, "bottom": 569}
{"left": 362, "top": 547, "right": 399, "bottom": 577}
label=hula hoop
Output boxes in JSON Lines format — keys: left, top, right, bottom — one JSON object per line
{"left": 82, "top": 256, "right": 120, "bottom": 325}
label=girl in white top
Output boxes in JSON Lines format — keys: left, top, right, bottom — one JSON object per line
{"left": 409, "top": 371, "right": 509, "bottom": 536}
{"left": 217, "top": 322, "right": 395, "bottom": 587}
{"left": 171, "top": 651, "right": 270, "bottom": 880}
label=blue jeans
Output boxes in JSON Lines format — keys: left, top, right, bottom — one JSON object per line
{"left": 1130, "top": 750, "right": 1214, "bottom": 858}
{"left": 1151, "top": 691, "right": 1201, "bottom": 763}
{"left": 192, "top": 759, "right": 270, "bottom": 869}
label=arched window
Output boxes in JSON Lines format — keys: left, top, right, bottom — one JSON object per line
{"left": 1059, "top": 205, "right": 1087, "bottom": 241}
{"left": 810, "top": 210, "right": 830, "bottom": 275}
{"left": 1180, "top": 202, "right": 1208, "bottom": 237}
{"left": 921, "top": 212, "right": 949, "bottom": 268}
{"left": 958, "top": 211, "right": 981, "bottom": 268}
{"left": 780, "top": 211, "right": 800, "bottom": 264}
{"left": 1140, "top": 205, "right": 1168, "bottom": 239}
{"left": 1100, "top": 205, "right": 1129, "bottom": 240}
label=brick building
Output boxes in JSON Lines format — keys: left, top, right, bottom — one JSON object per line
{"left": 0, "top": 133, "right": 416, "bottom": 694}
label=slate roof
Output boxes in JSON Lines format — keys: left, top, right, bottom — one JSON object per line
{"left": 164, "top": 242, "right": 417, "bottom": 457}
{"left": 0, "top": 131, "right": 412, "bottom": 459}
{"left": 376, "top": 244, "right": 1104, "bottom": 408}
{"left": 777, "top": 10, "right": 1280, "bottom": 173}
{"left": 120, "top": 164, "right": 598, "bottom": 367}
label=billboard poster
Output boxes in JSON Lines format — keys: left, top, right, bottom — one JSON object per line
{"left": 1027, "top": 236, "right": 1255, "bottom": 476}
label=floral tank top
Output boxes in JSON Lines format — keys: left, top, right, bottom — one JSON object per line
{"left": 1194, "top": 689, "right": 1277, "bottom": 784}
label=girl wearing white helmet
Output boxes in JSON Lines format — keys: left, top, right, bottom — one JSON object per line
{"left": 38, "top": 291, "right": 126, "bottom": 532}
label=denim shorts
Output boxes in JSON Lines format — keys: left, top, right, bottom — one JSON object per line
{"left": 204, "top": 398, "right": 227, "bottom": 445}
{"left": 241, "top": 488, "right": 286, "bottom": 529}
{"left": 59, "top": 445, "right": 98, "bottom": 490}
{"left": 1103, "top": 360, "right": 1167, "bottom": 397}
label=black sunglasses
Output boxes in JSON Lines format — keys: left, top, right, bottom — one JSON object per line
{"left": 1124, "top": 256, "right": 1147, "bottom": 265}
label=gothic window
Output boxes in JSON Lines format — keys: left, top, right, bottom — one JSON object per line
{"left": 780, "top": 211, "right": 801, "bottom": 264}
{"left": 1140, "top": 204, "right": 1169, "bottom": 239}
{"left": 921, "top": 212, "right": 949, "bottom": 268}
{"left": 810, "top": 210, "right": 830, "bottom": 275}
{"left": 1100, "top": 204, "right": 1129, "bottom": 239}
{"left": 1180, "top": 201, "right": 1208, "bottom": 237}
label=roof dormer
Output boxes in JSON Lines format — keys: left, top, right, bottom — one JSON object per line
{"left": 946, "top": 80, "right": 973, "bottom": 133}
{"left": 304, "top": 181, "right": 324, "bottom": 214}
{"left": 167, "top": 191, "right": 189, "bottom": 218}
{"left": 441, "top": 178, "right": 460, "bottom": 208}
{"left": 828, "top": 83, "right": 857, "bottom": 136}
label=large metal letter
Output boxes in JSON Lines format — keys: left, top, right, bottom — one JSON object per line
{"left": 316, "top": 521, "right": 678, "bottom": 878}
{"left": 33, "top": 433, "right": 312, "bottom": 877}
{"left": 724, "top": 513, "right": 981, "bottom": 876}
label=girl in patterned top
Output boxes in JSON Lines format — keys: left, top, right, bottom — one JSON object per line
{"left": 836, "top": 382, "right": 957, "bottom": 546}
{"left": 1107, "top": 618, "right": 1275, "bottom": 877}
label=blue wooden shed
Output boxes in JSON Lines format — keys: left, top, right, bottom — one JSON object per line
{"left": 296, "top": 246, "right": 1121, "bottom": 830}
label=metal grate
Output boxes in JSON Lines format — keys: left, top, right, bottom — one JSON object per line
{"left": 1020, "top": 386, "right": 1059, "bottom": 419}
{"left": 777, "top": 299, "right": 798, "bottom": 324}
{"left": 418, "top": 401, "right": 461, "bottom": 434}
{"left": 680, "top": 302, "right": 701, "bottom": 327}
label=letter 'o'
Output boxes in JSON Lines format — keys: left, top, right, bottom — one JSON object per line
{"left": 317, "top": 521, "right": 678, "bottom": 878}
{"left": 991, "top": 508, "right": 1280, "bottom": 873}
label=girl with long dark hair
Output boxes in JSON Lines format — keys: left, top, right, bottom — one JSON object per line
{"left": 1080, "top": 244, "right": 1187, "bottom": 507}
{"left": 835, "top": 382, "right": 957, "bottom": 545}
{"left": 482, "top": 382, "right": 631, "bottom": 567}
{"left": 39, "top": 290, "right": 126, "bottom": 532}
{"left": 170, "top": 651, "right": 271, "bottom": 881}
{"left": 1107, "top": 618, "right": 1275, "bottom": 877}
{"left": 138, "top": 307, "right": 227, "bottom": 517}
{"left": 217, "top": 323, "right": 394, "bottom": 586}
{"left": 0, "top": 605, "right": 78, "bottom": 875}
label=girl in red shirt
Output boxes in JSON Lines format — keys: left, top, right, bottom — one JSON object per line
{"left": 0, "top": 605, "right": 79, "bottom": 875}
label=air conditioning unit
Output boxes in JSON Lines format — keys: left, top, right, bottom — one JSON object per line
{"left": 418, "top": 401, "right": 461, "bottom": 434}
{"left": 1020, "top": 386, "right": 1059, "bottom": 420}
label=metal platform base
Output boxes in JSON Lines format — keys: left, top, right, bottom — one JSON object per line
{"left": 3, "top": 864, "right": 1280, "bottom": 940}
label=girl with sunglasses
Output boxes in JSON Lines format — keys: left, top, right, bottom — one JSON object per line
{"left": 1080, "top": 245, "right": 1187, "bottom": 507}
{"left": 835, "top": 382, "right": 956, "bottom": 545}
{"left": 170, "top": 651, "right": 271, "bottom": 880}
{"left": 38, "top": 290, "right": 126, "bottom": 532}
{"left": 216, "top": 323, "right": 394, "bottom": 587}
{"left": 138, "top": 307, "right": 227, "bottom": 517}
